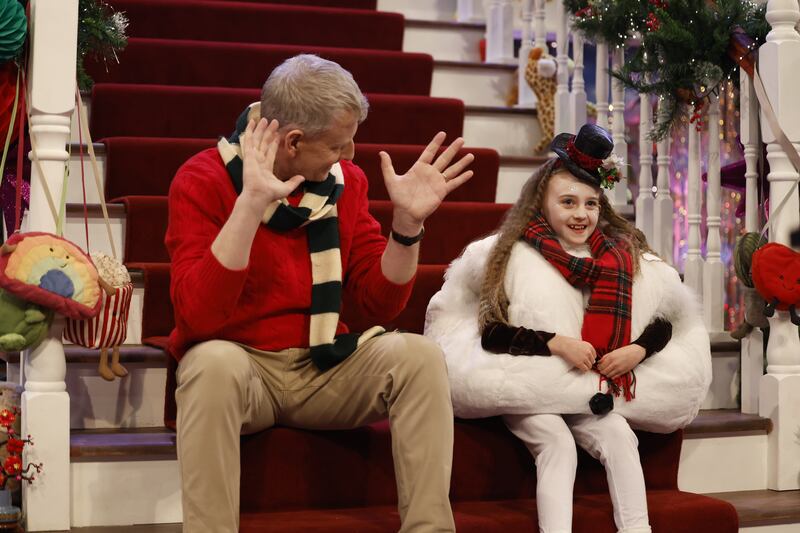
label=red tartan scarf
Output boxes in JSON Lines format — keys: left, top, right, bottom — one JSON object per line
{"left": 522, "top": 213, "right": 636, "bottom": 400}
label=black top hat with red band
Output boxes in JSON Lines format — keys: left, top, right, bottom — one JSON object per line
{"left": 550, "top": 124, "right": 622, "bottom": 189}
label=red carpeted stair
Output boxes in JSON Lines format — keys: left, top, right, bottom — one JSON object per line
{"left": 103, "top": 138, "right": 499, "bottom": 201}
{"left": 89, "top": 0, "right": 737, "bottom": 530}
{"left": 109, "top": 0, "right": 404, "bottom": 49}
{"left": 117, "top": 197, "right": 509, "bottom": 265}
{"left": 86, "top": 39, "right": 434, "bottom": 95}
{"left": 90, "top": 84, "right": 464, "bottom": 144}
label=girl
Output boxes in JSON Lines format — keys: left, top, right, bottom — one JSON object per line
{"left": 425, "top": 124, "right": 711, "bottom": 533}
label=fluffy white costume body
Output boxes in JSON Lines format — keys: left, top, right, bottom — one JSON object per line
{"left": 424, "top": 235, "right": 712, "bottom": 433}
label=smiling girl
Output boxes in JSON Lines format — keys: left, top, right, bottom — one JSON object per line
{"left": 425, "top": 124, "right": 712, "bottom": 533}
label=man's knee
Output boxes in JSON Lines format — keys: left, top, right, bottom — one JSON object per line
{"left": 385, "top": 333, "right": 448, "bottom": 382}
{"left": 177, "top": 340, "right": 252, "bottom": 391}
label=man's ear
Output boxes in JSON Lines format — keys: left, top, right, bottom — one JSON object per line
{"left": 283, "top": 129, "right": 304, "bottom": 156}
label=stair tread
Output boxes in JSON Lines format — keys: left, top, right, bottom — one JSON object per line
{"left": 70, "top": 409, "right": 770, "bottom": 460}
{"left": 704, "top": 489, "right": 800, "bottom": 527}
{"left": 71, "top": 427, "right": 176, "bottom": 459}
{"left": 405, "top": 18, "right": 485, "bottom": 30}
{"left": 435, "top": 59, "right": 516, "bottom": 71}
{"left": 683, "top": 409, "right": 771, "bottom": 437}
{"left": 466, "top": 104, "right": 537, "bottom": 116}
{"left": 2, "top": 344, "right": 165, "bottom": 366}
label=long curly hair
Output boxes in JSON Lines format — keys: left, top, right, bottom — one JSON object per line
{"left": 477, "top": 159, "right": 654, "bottom": 331}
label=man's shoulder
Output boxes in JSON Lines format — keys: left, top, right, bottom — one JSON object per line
{"left": 170, "top": 147, "right": 230, "bottom": 196}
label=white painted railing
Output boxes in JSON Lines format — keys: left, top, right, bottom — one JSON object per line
{"left": 484, "top": 0, "right": 515, "bottom": 64}
{"left": 517, "top": 0, "right": 536, "bottom": 108}
{"left": 652, "top": 99, "right": 674, "bottom": 264}
{"left": 758, "top": 0, "right": 800, "bottom": 492}
{"left": 704, "top": 93, "right": 725, "bottom": 332}
{"left": 635, "top": 91, "right": 654, "bottom": 244}
{"left": 739, "top": 68, "right": 763, "bottom": 416}
{"left": 22, "top": 1, "right": 77, "bottom": 530}
{"left": 456, "top": 0, "right": 485, "bottom": 23}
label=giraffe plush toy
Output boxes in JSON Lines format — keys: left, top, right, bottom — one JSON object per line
{"left": 525, "top": 47, "right": 557, "bottom": 153}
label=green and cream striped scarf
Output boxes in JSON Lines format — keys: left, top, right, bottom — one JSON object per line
{"left": 218, "top": 103, "right": 383, "bottom": 371}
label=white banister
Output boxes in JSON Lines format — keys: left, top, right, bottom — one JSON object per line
{"left": 596, "top": 43, "right": 610, "bottom": 130}
{"left": 517, "top": 0, "right": 536, "bottom": 108}
{"left": 554, "top": 4, "right": 571, "bottom": 133}
{"left": 485, "top": 0, "right": 515, "bottom": 64}
{"left": 703, "top": 93, "right": 724, "bottom": 332}
{"left": 653, "top": 99, "right": 673, "bottom": 264}
{"left": 741, "top": 69, "right": 761, "bottom": 233}
{"left": 457, "top": 0, "right": 485, "bottom": 23}
{"left": 22, "top": 0, "right": 78, "bottom": 529}
{"left": 739, "top": 68, "right": 762, "bottom": 416}
{"left": 570, "top": 32, "right": 587, "bottom": 131}
{"left": 533, "top": 0, "right": 546, "bottom": 50}
{"left": 610, "top": 47, "right": 628, "bottom": 206}
{"left": 758, "top": 0, "right": 800, "bottom": 492}
{"left": 684, "top": 117, "right": 704, "bottom": 296}
{"left": 635, "top": 91, "right": 654, "bottom": 243}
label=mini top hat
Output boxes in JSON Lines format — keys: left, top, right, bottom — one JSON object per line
{"left": 550, "top": 124, "right": 624, "bottom": 190}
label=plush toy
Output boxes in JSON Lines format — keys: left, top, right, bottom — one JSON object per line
{"left": 0, "top": 288, "right": 51, "bottom": 352}
{"left": 730, "top": 232, "right": 769, "bottom": 339}
{"left": 0, "top": 232, "right": 102, "bottom": 320}
{"left": 524, "top": 47, "right": 557, "bottom": 153}
{"left": 751, "top": 242, "right": 800, "bottom": 325}
{"left": 64, "top": 252, "right": 133, "bottom": 381}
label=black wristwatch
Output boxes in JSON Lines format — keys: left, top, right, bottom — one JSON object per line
{"left": 390, "top": 226, "right": 425, "bottom": 246}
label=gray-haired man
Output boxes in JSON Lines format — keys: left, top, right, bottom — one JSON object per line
{"left": 166, "top": 54, "right": 474, "bottom": 532}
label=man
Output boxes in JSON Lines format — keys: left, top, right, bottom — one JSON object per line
{"left": 166, "top": 54, "right": 474, "bottom": 532}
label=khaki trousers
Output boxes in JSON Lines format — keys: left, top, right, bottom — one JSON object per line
{"left": 176, "top": 332, "right": 455, "bottom": 533}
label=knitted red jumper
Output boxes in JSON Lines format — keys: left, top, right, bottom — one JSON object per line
{"left": 165, "top": 148, "right": 414, "bottom": 360}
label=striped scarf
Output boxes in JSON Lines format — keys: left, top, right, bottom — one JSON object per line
{"left": 523, "top": 213, "right": 636, "bottom": 401}
{"left": 218, "top": 103, "right": 384, "bottom": 371}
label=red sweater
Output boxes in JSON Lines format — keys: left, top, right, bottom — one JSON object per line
{"left": 165, "top": 148, "right": 415, "bottom": 360}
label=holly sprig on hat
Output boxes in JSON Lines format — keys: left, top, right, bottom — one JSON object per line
{"left": 597, "top": 154, "right": 624, "bottom": 190}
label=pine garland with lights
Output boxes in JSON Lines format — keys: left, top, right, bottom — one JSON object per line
{"left": 77, "top": 0, "right": 128, "bottom": 91}
{"left": 611, "top": 0, "right": 768, "bottom": 141}
{"left": 563, "top": 0, "right": 650, "bottom": 47}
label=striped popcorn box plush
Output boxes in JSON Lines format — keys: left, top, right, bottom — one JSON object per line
{"left": 64, "top": 252, "right": 133, "bottom": 382}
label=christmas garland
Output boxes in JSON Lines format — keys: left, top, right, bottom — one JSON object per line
{"left": 77, "top": 0, "right": 128, "bottom": 91}
{"left": 565, "top": 0, "right": 768, "bottom": 141}
{"left": 563, "top": 0, "right": 650, "bottom": 47}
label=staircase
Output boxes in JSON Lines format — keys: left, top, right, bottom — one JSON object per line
{"left": 12, "top": 0, "right": 800, "bottom": 530}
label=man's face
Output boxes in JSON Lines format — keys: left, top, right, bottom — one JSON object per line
{"left": 285, "top": 110, "right": 358, "bottom": 183}
{"left": 542, "top": 171, "right": 601, "bottom": 247}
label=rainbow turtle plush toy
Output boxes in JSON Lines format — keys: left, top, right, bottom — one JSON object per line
{"left": 0, "top": 232, "right": 102, "bottom": 320}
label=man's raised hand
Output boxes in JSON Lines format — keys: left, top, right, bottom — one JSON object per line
{"left": 239, "top": 118, "right": 304, "bottom": 218}
{"left": 380, "top": 132, "right": 474, "bottom": 234}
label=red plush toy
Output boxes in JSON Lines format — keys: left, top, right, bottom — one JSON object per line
{"left": 751, "top": 242, "right": 800, "bottom": 325}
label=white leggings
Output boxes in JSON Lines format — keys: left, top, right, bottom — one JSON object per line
{"left": 504, "top": 413, "right": 651, "bottom": 533}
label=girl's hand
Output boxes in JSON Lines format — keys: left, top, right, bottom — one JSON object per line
{"left": 546, "top": 335, "right": 597, "bottom": 372}
{"left": 596, "top": 344, "right": 646, "bottom": 379}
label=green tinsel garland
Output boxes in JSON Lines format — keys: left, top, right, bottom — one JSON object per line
{"left": 77, "top": 0, "right": 128, "bottom": 91}
{"left": 564, "top": 0, "right": 769, "bottom": 141}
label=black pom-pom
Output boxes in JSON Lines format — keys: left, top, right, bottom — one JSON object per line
{"left": 589, "top": 392, "right": 614, "bottom": 415}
